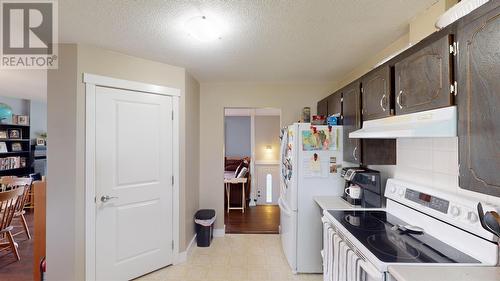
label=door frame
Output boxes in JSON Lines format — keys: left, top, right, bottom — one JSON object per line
{"left": 83, "top": 73, "right": 181, "bottom": 281}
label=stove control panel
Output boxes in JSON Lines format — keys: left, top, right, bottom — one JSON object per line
{"left": 385, "top": 178, "right": 499, "bottom": 242}
{"left": 404, "top": 189, "right": 450, "bottom": 214}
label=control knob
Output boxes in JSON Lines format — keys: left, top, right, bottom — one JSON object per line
{"left": 397, "top": 188, "right": 405, "bottom": 197}
{"left": 467, "top": 211, "right": 478, "bottom": 223}
{"left": 449, "top": 206, "right": 461, "bottom": 217}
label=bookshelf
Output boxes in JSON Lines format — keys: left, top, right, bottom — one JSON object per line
{"left": 0, "top": 123, "right": 31, "bottom": 176}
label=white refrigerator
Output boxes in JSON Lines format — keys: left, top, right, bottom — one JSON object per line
{"left": 279, "top": 123, "right": 344, "bottom": 273}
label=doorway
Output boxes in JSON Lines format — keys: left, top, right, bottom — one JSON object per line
{"left": 0, "top": 70, "right": 47, "bottom": 281}
{"left": 84, "top": 74, "right": 180, "bottom": 281}
{"left": 223, "top": 108, "right": 281, "bottom": 234}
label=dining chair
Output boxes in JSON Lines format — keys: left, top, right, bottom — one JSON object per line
{"left": 0, "top": 176, "right": 17, "bottom": 192}
{"left": 0, "top": 187, "right": 25, "bottom": 261}
{"left": 0, "top": 177, "right": 33, "bottom": 239}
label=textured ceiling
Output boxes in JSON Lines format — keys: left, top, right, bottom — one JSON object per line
{"left": 59, "top": 0, "right": 438, "bottom": 83}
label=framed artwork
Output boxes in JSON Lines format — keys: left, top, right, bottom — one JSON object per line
{"left": 11, "top": 142, "right": 22, "bottom": 152}
{"left": 8, "top": 129, "right": 21, "bottom": 139}
{"left": 0, "top": 130, "right": 7, "bottom": 139}
{"left": 17, "top": 115, "right": 29, "bottom": 125}
{"left": 36, "top": 138, "right": 46, "bottom": 146}
{"left": 0, "top": 142, "right": 7, "bottom": 153}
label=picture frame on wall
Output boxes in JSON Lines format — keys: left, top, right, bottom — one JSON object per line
{"left": 0, "top": 142, "right": 7, "bottom": 153}
{"left": 11, "top": 142, "right": 22, "bottom": 152}
{"left": 17, "top": 115, "right": 29, "bottom": 125}
{"left": 0, "top": 130, "right": 7, "bottom": 139}
{"left": 36, "top": 138, "right": 46, "bottom": 146}
{"left": 8, "top": 129, "right": 21, "bottom": 139}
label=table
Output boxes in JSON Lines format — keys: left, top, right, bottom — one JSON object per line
{"left": 224, "top": 177, "right": 247, "bottom": 213}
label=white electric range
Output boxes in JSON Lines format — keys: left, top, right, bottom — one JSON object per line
{"left": 322, "top": 178, "right": 499, "bottom": 281}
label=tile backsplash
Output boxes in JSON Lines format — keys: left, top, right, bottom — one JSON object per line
{"left": 371, "top": 138, "right": 500, "bottom": 207}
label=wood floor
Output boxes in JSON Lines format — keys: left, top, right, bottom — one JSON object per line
{"left": 224, "top": 205, "right": 280, "bottom": 234}
{"left": 0, "top": 210, "right": 34, "bottom": 281}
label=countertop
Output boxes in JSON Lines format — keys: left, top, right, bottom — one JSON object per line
{"left": 313, "top": 196, "right": 362, "bottom": 210}
{"left": 388, "top": 265, "right": 500, "bottom": 281}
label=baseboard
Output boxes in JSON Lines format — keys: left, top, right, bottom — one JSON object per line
{"left": 213, "top": 227, "right": 225, "bottom": 237}
{"left": 174, "top": 234, "right": 196, "bottom": 264}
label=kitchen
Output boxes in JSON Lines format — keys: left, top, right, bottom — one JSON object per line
{"left": 1, "top": 0, "right": 499, "bottom": 280}
{"left": 279, "top": 0, "right": 500, "bottom": 281}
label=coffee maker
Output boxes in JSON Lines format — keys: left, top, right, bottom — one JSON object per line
{"left": 340, "top": 167, "right": 383, "bottom": 208}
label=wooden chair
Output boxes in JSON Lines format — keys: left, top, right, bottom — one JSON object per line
{"left": 0, "top": 177, "right": 33, "bottom": 239}
{"left": 0, "top": 176, "right": 17, "bottom": 192}
{"left": 0, "top": 187, "right": 25, "bottom": 261}
{"left": 33, "top": 180, "right": 46, "bottom": 281}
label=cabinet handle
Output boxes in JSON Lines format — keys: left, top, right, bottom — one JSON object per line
{"left": 379, "top": 94, "right": 387, "bottom": 112}
{"left": 397, "top": 90, "right": 404, "bottom": 109}
{"left": 353, "top": 146, "right": 358, "bottom": 161}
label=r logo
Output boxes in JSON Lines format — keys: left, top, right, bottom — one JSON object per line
{"left": 1, "top": 0, "right": 58, "bottom": 69}
{"left": 2, "top": 2, "right": 52, "bottom": 54}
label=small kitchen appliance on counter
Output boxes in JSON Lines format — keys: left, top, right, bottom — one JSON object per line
{"left": 341, "top": 167, "right": 383, "bottom": 208}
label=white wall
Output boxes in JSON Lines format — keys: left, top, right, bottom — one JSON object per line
{"left": 371, "top": 138, "right": 500, "bottom": 206}
{"left": 224, "top": 116, "right": 251, "bottom": 157}
{"left": 199, "top": 82, "right": 337, "bottom": 229}
{"left": 0, "top": 96, "right": 30, "bottom": 124}
{"left": 29, "top": 100, "right": 47, "bottom": 140}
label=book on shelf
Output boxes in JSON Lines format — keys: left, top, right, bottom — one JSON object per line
{"left": 0, "top": 156, "right": 27, "bottom": 171}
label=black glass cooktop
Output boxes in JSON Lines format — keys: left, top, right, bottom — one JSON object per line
{"left": 327, "top": 210, "right": 479, "bottom": 264}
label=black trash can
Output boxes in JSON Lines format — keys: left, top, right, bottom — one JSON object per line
{"left": 195, "top": 209, "right": 216, "bottom": 247}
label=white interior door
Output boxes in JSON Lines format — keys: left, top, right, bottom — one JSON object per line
{"left": 95, "top": 86, "right": 173, "bottom": 281}
{"left": 256, "top": 164, "right": 280, "bottom": 205}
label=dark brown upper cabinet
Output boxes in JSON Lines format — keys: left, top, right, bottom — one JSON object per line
{"left": 317, "top": 97, "right": 328, "bottom": 116}
{"left": 361, "top": 65, "right": 392, "bottom": 121}
{"left": 342, "top": 81, "right": 361, "bottom": 164}
{"left": 456, "top": 2, "right": 500, "bottom": 197}
{"left": 395, "top": 35, "right": 453, "bottom": 115}
{"left": 327, "top": 91, "right": 342, "bottom": 117}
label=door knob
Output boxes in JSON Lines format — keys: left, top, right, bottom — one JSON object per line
{"left": 101, "top": 195, "right": 118, "bottom": 202}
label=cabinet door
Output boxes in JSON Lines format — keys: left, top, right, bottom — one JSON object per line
{"left": 317, "top": 97, "right": 328, "bottom": 116}
{"left": 327, "top": 92, "right": 342, "bottom": 117}
{"left": 342, "top": 81, "right": 361, "bottom": 164}
{"left": 361, "top": 65, "right": 392, "bottom": 121}
{"left": 395, "top": 35, "right": 453, "bottom": 115}
{"left": 457, "top": 4, "right": 500, "bottom": 197}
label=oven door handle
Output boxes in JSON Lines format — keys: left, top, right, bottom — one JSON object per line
{"left": 356, "top": 259, "right": 384, "bottom": 281}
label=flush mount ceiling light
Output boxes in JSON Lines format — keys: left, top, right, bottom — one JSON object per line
{"left": 185, "top": 15, "right": 222, "bottom": 42}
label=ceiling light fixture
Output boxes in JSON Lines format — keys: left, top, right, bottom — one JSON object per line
{"left": 185, "top": 15, "right": 222, "bottom": 42}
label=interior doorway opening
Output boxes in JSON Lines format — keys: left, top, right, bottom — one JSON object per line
{"left": 223, "top": 107, "right": 281, "bottom": 234}
{"left": 0, "top": 69, "right": 47, "bottom": 281}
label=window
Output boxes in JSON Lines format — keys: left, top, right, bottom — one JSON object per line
{"left": 266, "top": 173, "right": 273, "bottom": 203}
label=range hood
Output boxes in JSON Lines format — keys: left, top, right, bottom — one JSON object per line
{"left": 349, "top": 106, "right": 457, "bottom": 139}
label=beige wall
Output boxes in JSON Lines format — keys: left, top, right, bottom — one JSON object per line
{"left": 337, "top": 0, "right": 458, "bottom": 90}
{"left": 47, "top": 44, "right": 79, "bottom": 281}
{"left": 183, "top": 71, "right": 200, "bottom": 248}
{"left": 409, "top": 0, "right": 458, "bottom": 44}
{"left": 47, "top": 44, "right": 199, "bottom": 281}
{"left": 199, "top": 82, "right": 337, "bottom": 229}
{"left": 254, "top": 115, "right": 281, "bottom": 162}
